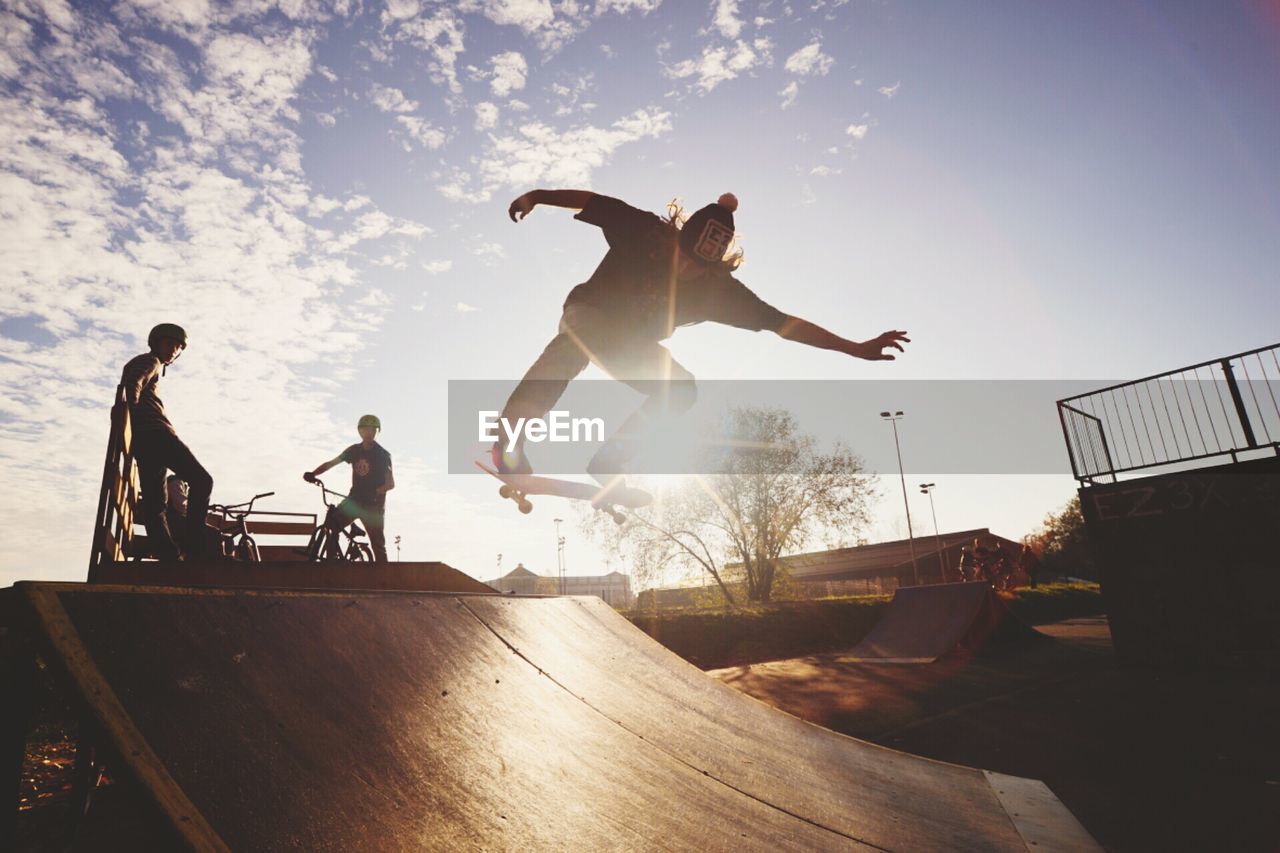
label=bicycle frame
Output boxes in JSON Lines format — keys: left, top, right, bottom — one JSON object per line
{"left": 209, "top": 491, "right": 275, "bottom": 562}
{"left": 300, "top": 479, "right": 374, "bottom": 562}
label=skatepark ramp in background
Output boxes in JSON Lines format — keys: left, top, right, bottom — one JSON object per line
{"left": 848, "top": 581, "right": 1046, "bottom": 663}
{"left": 3, "top": 583, "right": 1097, "bottom": 851}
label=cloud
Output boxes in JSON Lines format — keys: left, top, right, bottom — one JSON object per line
{"left": 666, "top": 40, "right": 762, "bottom": 93}
{"left": 475, "top": 101, "right": 499, "bottom": 129}
{"left": 423, "top": 259, "right": 453, "bottom": 274}
{"left": 713, "top": 0, "right": 744, "bottom": 39}
{"left": 395, "top": 115, "right": 447, "bottom": 148}
{"left": 442, "top": 107, "right": 672, "bottom": 201}
{"left": 845, "top": 123, "right": 868, "bottom": 139}
{"left": 472, "top": 242, "right": 506, "bottom": 258}
{"left": 488, "top": 50, "right": 527, "bottom": 97}
{"left": 878, "top": 81, "right": 900, "bottom": 98}
{"left": 386, "top": 7, "right": 466, "bottom": 93}
{"left": 778, "top": 80, "right": 798, "bottom": 109}
{"left": 596, "top": 0, "right": 663, "bottom": 13}
{"left": 370, "top": 82, "right": 418, "bottom": 112}
{"left": 456, "top": 301, "right": 479, "bottom": 312}
{"left": 457, "top": 0, "right": 587, "bottom": 52}
{"left": 784, "top": 40, "right": 833, "bottom": 76}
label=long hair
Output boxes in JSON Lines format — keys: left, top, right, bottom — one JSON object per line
{"left": 665, "top": 198, "right": 744, "bottom": 271}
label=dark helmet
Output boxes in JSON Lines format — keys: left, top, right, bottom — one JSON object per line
{"left": 148, "top": 323, "right": 188, "bottom": 349}
{"left": 358, "top": 414, "right": 381, "bottom": 430}
{"left": 678, "top": 192, "right": 738, "bottom": 263}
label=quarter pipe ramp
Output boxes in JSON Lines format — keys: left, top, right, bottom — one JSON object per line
{"left": 6, "top": 583, "right": 1093, "bottom": 850}
{"left": 848, "top": 581, "right": 1046, "bottom": 663}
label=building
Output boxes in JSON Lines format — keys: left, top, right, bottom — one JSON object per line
{"left": 639, "top": 528, "right": 1027, "bottom": 608}
{"left": 484, "top": 563, "right": 634, "bottom": 608}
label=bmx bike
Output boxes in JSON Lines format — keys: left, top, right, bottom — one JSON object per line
{"left": 298, "top": 477, "right": 375, "bottom": 562}
{"left": 208, "top": 491, "right": 275, "bottom": 561}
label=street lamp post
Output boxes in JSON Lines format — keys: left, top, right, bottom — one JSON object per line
{"left": 554, "top": 518, "right": 566, "bottom": 595}
{"left": 919, "top": 483, "right": 949, "bottom": 581}
{"left": 880, "top": 411, "right": 920, "bottom": 585}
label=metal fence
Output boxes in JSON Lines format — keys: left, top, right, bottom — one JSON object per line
{"left": 1058, "top": 343, "right": 1280, "bottom": 484}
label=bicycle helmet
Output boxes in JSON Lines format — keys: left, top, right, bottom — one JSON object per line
{"left": 358, "top": 414, "right": 381, "bottom": 430}
{"left": 148, "top": 322, "right": 188, "bottom": 349}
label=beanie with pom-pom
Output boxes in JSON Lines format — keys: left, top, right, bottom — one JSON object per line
{"left": 679, "top": 193, "right": 738, "bottom": 263}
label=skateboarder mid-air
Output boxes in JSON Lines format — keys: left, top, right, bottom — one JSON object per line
{"left": 491, "top": 189, "right": 910, "bottom": 486}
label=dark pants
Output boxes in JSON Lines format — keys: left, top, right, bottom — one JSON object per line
{"left": 499, "top": 304, "right": 697, "bottom": 474}
{"left": 328, "top": 498, "right": 387, "bottom": 562}
{"left": 133, "top": 431, "right": 213, "bottom": 559}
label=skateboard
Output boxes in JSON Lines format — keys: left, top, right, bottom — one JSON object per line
{"left": 475, "top": 462, "right": 652, "bottom": 524}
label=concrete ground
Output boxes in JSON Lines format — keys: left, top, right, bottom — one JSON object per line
{"left": 710, "top": 618, "right": 1280, "bottom": 853}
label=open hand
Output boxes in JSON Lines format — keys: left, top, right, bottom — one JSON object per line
{"left": 508, "top": 192, "right": 537, "bottom": 222}
{"left": 857, "top": 330, "right": 911, "bottom": 361}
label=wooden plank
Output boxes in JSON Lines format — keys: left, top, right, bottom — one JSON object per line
{"left": 254, "top": 545, "right": 310, "bottom": 562}
{"left": 19, "top": 586, "right": 229, "bottom": 851}
{"left": 87, "top": 562, "right": 497, "bottom": 594}
{"left": 984, "top": 771, "right": 1102, "bottom": 852}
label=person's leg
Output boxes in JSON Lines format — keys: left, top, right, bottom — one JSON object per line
{"left": 132, "top": 439, "right": 179, "bottom": 560}
{"left": 494, "top": 312, "right": 593, "bottom": 471}
{"left": 360, "top": 508, "right": 388, "bottom": 562}
{"left": 326, "top": 500, "right": 357, "bottom": 559}
{"left": 583, "top": 336, "right": 698, "bottom": 482}
{"left": 159, "top": 434, "right": 214, "bottom": 557}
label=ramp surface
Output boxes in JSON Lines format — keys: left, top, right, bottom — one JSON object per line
{"left": 12, "top": 583, "right": 1094, "bottom": 851}
{"left": 846, "top": 581, "right": 1045, "bottom": 663}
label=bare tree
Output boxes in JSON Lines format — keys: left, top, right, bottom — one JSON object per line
{"left": 586, "top": 406, "right": 876, "bottom": 605}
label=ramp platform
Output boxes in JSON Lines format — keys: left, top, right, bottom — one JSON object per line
{"left": 848, "top": 581, "right": 1046, "bottom": 663}
{"left": 5, "top": 583, "right": 1095, "bottom": 850}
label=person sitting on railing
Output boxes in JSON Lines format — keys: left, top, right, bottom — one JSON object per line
{"left": 120, "top": 323, "right": 213, "bottom": 560}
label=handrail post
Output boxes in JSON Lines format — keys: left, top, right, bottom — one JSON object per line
{"left": 1221, "top": 359, "right": 1258, "bottom": 449}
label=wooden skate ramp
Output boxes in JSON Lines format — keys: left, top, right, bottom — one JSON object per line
{"left": 10, "top": 583, "right": 1095, "bottom": 851}
{"left": 848, "top": 581, "right": 1046, "bottom": 663}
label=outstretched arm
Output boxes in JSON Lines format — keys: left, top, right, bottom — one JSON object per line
{"left": 509, "top": 189, "right": 597, "bottom": 222}
{"left": 774, "top": 315, "right": 910, "bottom": 361}
{"left": 304, "top": 456, "right": 343, "bottom": 482}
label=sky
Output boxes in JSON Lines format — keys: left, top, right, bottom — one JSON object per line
{"left": 2, "top": 0, "right": 1278, "bottom": 588}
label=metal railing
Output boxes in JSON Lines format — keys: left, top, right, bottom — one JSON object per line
{"left": 1058, "top": 343, "right": 1280, "bottom": 484}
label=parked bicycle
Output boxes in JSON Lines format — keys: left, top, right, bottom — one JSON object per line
{"left": 298, "top": 477, "right": 374, "bottom": 561}
{"left": 208, "top": 491, "right": 275, "bottom": 561}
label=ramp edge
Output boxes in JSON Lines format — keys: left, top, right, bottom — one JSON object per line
{"left": 21, "top": 584, "right": 230, "bottom": 852}
{"left": 983, "top": 770, "right": 1101, "bottom": 852}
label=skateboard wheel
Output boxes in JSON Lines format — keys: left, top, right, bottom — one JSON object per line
{"left": 499, "top": 484, "right": 514, "bottom": 499}
{"left": 517, "top": 499, "right": 533, "bottom": 514}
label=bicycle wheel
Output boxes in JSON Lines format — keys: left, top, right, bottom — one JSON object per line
{"left": 297, "top": 528, "right": 325, "bottom": 561}
{"left": 348, "top": 541, "right": 373, "bottom": 562}
{"left": 235, "top": 536, "right": 261, "bottom": 562}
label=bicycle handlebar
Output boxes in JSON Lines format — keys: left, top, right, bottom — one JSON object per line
{"left": 305, "top": 477, "right": 350, "bottom": 502}
{"left": 210, "top": 491, "right": 276, "bottom": 518}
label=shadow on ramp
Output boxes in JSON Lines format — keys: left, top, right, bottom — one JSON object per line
{"left": 5, "top": 583, "right": 1095, "bottom": 851}
{"left": 847, "top": 581, "right": 1047, "bottom": 663}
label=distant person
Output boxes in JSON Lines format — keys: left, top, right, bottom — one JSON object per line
{"left": 490, "top": 188, "right": 909, "bottom": 487}
{"left": 121, "top": 323, "right": 212, "bottom": 560}
{"left": 304, "top": 414, "right": 394, "bottom": 561}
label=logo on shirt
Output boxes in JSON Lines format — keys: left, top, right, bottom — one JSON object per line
{"left": 692, "top": 220, "right": 734, "bottom": 262}
{"left": 354, "top": 458, "right": 371, "bottom": 478}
